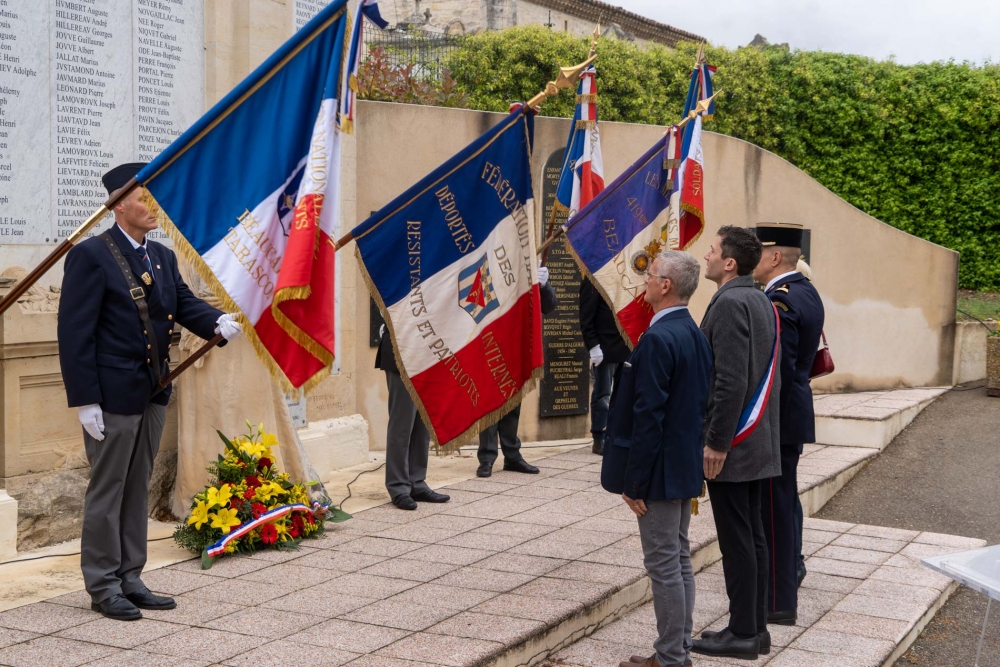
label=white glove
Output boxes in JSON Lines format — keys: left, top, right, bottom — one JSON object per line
{"left": 79, "top": 404, "right": 105, "bottom": 442}
{"left": 215, "top": 313, "right": 243, "bottom": 341}
{"left": 589, "top": 345, "right": 604, "bottom": 366}
{"left": 537, "top": 264, "right": 549, "bottom": 287}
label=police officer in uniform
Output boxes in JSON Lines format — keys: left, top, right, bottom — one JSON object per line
{"left": 752, "top": 222, "right": 825, "bottom": 625}
{"left": 58, "top": 163, "right": 243, "bottom": 621}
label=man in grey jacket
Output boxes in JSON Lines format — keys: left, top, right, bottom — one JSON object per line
{"left": 692, "top": 226, "right": 782, "bottom": 661}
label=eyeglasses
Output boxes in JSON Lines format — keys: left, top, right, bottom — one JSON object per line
{"left": 644, "top": 273, "right": 670, "bottom": 282}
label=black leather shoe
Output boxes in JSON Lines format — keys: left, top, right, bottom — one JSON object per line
{"left": 91, "top": 594, "right": 142, "bottom": 621}
{"left": 592, "top": 433, "right": 604, "bottom": 456}
{"left": 125, "top": 588, "right": 176, "bottom": 610}
{"left": 691, "top": 628, "right": 759, "bottom": 660}
{"left": 767, "top": 609, "right": 796, "bottom": 626}
{"left": 476, "top": 463, "right": 492, "bottom": 478}
{"left": 502, "top": 458, "right": 539, "bottom": 474}
{"left": 392, "top": 494, "right": 418, "bottom": 510}
{"left": 412, "top": 489, "right": 450, "bottom": 503}
{"left": 699, "top": 629, "right": 770, "bottom": 654}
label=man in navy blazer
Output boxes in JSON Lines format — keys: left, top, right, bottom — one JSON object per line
{"left": 601, "top": 251, "right": 713, "bottom": 667}
{"left": 58, "top": 163, "right": 242, "bottom": 621}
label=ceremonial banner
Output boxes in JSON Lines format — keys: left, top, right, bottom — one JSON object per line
{"left": 352, "top": 110, "right": 543, "bottom": 449}
{"left": 564, "top": 137, "right": 680, "bottom": 348}
{"left": 339, "top": 0, "right": 388, "bottom": 134}
{"left": 665, "top": 60, "right": 715, "bottom": 250}
{"left": 555, "top": 65, "right": 605, "bottom": 217}
{"left": 135, "top": 2, "right": 350, "bottom": 392}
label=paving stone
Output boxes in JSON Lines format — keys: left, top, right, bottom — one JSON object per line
{"left": 142, "top": 627, "right": 268, "bottom": 663}
{"left": 56, "top": 616, "right": 183, "bottom": 648}
{"left": 851, "top": 579, "right": 941, "bottom": 606}
{"left": 767, "top": 623, "right": 807, "bottom": 648}
{"left": 400, "top": 544, "right": 494, "bottom": 566}
{"left": 473, "top": 552, "right": 568, "bottom": 576}
{"left": 142, "top": 596, "right": 247, "bottom": 625}
{"left": 289, "top": 619, "right": 410, "bottom": 652}
{"left": 795, "top": 587, "right": 848, "bottom": 627}
{"left": 298, "top": 531, "right": 361, "bottom": 551}
{"left": 465, "top": 520, "right": 557, "bottom": 539}
{"left": 341, "top": 600, "right": 457, "bottom": 631}
{"left": 811, "top": 610, "right": 911, "bottom": 643}
{"left": 442, "top": 495, "right": 550, "bottom": 520}
{"left": 354, "top": 506, "right": 430, "bottom": 524}
{"left": 433, "top": 566, "right": 537, "bottom": 592}
{"left": 388, "top": 583, "right": 498, "bottom": 611}
{"left": 830, "top": 534, "right": 908, "bottom": 553}
{"left": 371, "top": 524, "right": 460, "bottom": 544}
{"left": 833, "top": 593, "right": 929, "bottom": 623}
{"left": 509, "top": 535, "right": 603, "bottom": 560}
{"left": 805, "top": 557, "right": 878, "bottom": 579}
{"left": 802, "top": 541, "right": 823, "bottom": 556}
{"left": 81, "top": 650, "right": 214, "bottom": 667}
{"left": 336, "top": 519, "right": 400, "bottom": 535}
{"left": 545, "top": 561, "right": 645, "bottom": 587}
{"left": 898, "top": 541, "right": 967, "bottom": 560}
{"left": 533, "top": 458, "right": 590, "bottom": 470}
{"left": 553, "top": 637, "right": 650, "bottom": 667}
{"left": 170, "top": 555, "right": 268, "bottom": 578}
{"left": 292, "top": 549, "right": 388, "bottom": 573}
{"left": 502, "top": 508, "right": 583, "bottom": 527}
{"left": 799, "top": 572, "right": 862, "bottom": 595}
{"left": 242, "top": 545, "right": 320, "bottom": 563}
{"left": 359, "top": 556, "right": 460, "bottom": 582}
{"left": 869, "top": 563, "right": 952, "bottom": 591}
{"left": 183, "top": 576, "right": 301, "bottom": 606}
{"left": 846, "top": 524, "right": 919, "bottom": 542}
{"left": 438, "top": 530, "right": 536, "bottom": 551}
{"left": 261, "top": 589, "right": 373, "bottom": 618}
{"left": 435, "top": 490, "right": 494, "bottom": 506}
{"left": 802, "top": 518, "right": 855, "bottom": 533}
{"left": 512, "top": 577, "right": 616, "bottom": 605}
{"left": 471, "top": 593, "right": 581, "bottom": 623}
{"left": 790, "top": 627, "right": 894, "bottom": 663}
{"left": 0, "top": 602, "right": 97, "bottom": 634}
{"left": 814, "top": 545, "right": 892, "bottom": 566}
{"left": 425, "top": 611, "right": 546, "bottom": 644}
{"left": 578, "top": 545, "right": 646, "bottom": 569}
{"left": 801, "top": 528, "right": 844, "bottom": 545}
{"left": 142, "top": 568, "right": 221, "bottom": 595}
{"left": 343, "top": 656, "right": 445, "bottom": 667}
{"left": 912, "top": 532, "right": 986, "bottom": 550}
{"left": 223, "top": 639, "right": 358, "bottom": 667}
{"left": 318, "top": 573, "right": 420, "bottom": 599}
{"left": 594, "top": 503, "right": 640, "bottom": 522}
{"left": 538, "top": 492, "right": 622, "bottom": 517}
{"left": 764, "top": 648, "right": 850, "bottom": 666}
{"left": 503, "top": 484, "right": 577, "bottom": 500}
{"left": 45, "top": 590, "right": 92, "bottom": 610}
{"left": 0, "top": 628, "right": 39, "bottom": 650}
{"left": 554, "top": 470, "right": 602, "bottom": 483}
{"left": 374, "top": 632, "right": 503, "bottom": 666}
{"left": 530, "top": 477, "right": 594, "bottom": 491}
{"left": 238, "top": 563, "right": 341, "bottom": 589}
{"left": 204, "top": 606, "right": 319, "bottom": 638}
{"left": 570, "top": 517, "right": 640, "bottom": 535}
{"left": 0, "top": 636, "right": 120, "bottom": 667}
{"left": 589, "top": 618, "right": 660, "bottom": 646}
{"left": 487, "top": 470, "right": 548, "bottom": 485}
{"left": 400, "top": 514, "right": 492, "bottom": 532}
{"left": 328, "top": 536, "right": 424, "bottom": 558}
{"left": 443, "top": 479, "right": 519, "bottom": 494}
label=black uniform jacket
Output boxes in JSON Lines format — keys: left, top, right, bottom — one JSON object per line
{"left": 767, "top": 272, "right": 825, "bottom": 446}
{"left": 58, "top": 224, "right": 224, "bottom": 415}
{"left": 579, "top": 278, "right": 630, "bottom": 364}
{"left": 376, "top": 281, "right": 558, "bottom": 372}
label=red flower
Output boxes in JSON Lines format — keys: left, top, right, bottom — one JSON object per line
{"left": 251, "top": 502, "right": 267, "bottom": 519}
{"left": 257, "top": 457, "right": 272, "bottom": 471}
{"left": 230, "top": 497, "right": 244, "bottom": 510}
{"left": 289, "top": 523, "right": 300, "bottom": 538}
{"left": 305, "top": 512, "right": 316, "bottom": 526}
{"left": 244, "top": 475, "right": 262, "bottom": 489}
{"left": 292, "top": 514, "right": 305, "bottom": 532}
{"left": 259, "top": 523, "right": 277, "bottom": 545}
{"left": 243, "top": 488, "right": 256, "bottom": 499}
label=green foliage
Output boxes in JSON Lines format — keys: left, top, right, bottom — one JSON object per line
{"left": 429, "top": 27, "right": 1000, "bottom": 289}
{"left": 357, "top": 46, "right": 469, "bottom": 108}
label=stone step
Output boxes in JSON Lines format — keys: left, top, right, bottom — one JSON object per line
{"left": 813, "top": 387, "right": 949, "bottom": 450}
{"left": 545, "top": 519, "right": 984, "bottom": 667}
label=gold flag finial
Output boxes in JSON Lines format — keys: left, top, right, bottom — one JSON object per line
{"left": 525, "top": 54, "right": 597, "bottom": 109}
{"left": 590, "top": 22, "right": 600, "bottom": 57}
{"left": 695, "top": 42, "right": 706, "bottom": 66}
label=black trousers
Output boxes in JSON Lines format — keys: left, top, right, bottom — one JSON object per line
{"left": 478, "top": 404, "right": 524, "bottom": 467}
{"left": 761, "top": 445, "right": 801, "bottom": 613}
{"left": 707, "top": 479, "right": 768, "bottom": 638}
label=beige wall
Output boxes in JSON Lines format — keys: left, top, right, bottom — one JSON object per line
{"left": 351, "top": 101, "right": 960, "bottom": 449}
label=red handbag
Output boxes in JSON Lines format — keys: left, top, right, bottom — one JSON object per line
{"left": 810, "top": 331, "right": 835, "bottom": 379}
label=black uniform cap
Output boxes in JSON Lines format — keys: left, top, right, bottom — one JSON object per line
{"left": 102, "top": 162, "right": 148, "bottom": 196}
{"left": 754, "top": 222, "right": 805, "bottom": 247}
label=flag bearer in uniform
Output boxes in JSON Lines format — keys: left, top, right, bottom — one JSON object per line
{"left": 752, "top": 223, "right": 826, "bottom": 621}
{"left": 58, "top": 163, "right": 243, "bottom": 621}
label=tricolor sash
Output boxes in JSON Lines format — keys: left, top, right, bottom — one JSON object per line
{"left": 732, "top": 303, "right": 781, "bottom": 447}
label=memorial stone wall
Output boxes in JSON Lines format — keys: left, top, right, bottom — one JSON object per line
{"left": 0, "top": 0, "right": 204, "bottom": 253}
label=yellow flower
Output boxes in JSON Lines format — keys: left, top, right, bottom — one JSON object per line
{"left": 209, "top": 507, "right": 242, "bottom": 534}
{"left": 238, "top": 440, "right": 267, "bottom": 459}
{"left": 274, "top": 521, "right": 290, "bottom": 541}
{"left": 187, "top": 501, "right": 210, "bottom": 530}
{"left": 205, "top": 484, "right": 233, "bottom": 509}
{"left": 261, "top": 431, "right": 279, "bottom": 449}
{"left": 255, "top": 481, "right": 285, "bottom": 503}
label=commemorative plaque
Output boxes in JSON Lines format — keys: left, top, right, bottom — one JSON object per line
{"left": 538, "top": 147, "right": 589, "bottom": 418}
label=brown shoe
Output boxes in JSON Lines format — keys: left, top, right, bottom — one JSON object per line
{"left": 628, "top": 656, "right": 690, "bottom": 667}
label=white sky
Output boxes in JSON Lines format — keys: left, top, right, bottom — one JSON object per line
{"left": 620, "top": 0, "right": 999, "bottom": 65}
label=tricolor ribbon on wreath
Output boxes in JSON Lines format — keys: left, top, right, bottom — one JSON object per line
{"left": 204, "top": 501, "right": 331, "bottom": 561}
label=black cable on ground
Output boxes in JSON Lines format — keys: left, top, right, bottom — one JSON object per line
{"left": 335, "top": 462, "right": 386, "bottom": 511}
{"left": 957, "top": 308, "right": 997, "bottom": 333}
{"left": 951, "top": 381, "right": 988, "bottom": 392}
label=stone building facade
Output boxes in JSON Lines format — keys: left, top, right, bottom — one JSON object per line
{"left": 383, "top": 0, "right": 703, "bottom": 46}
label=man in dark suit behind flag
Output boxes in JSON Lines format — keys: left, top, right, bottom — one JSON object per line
{"left": 601, "top": 251, "right": 713, "bottom": 667}
{"left": 58, "top": 163, "right": 243, "bottom": 621}
{"left": 753, "top": 222, "right": 826, "bottom": 623}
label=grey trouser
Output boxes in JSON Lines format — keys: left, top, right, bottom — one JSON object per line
{"left": 477, "top": 404, "right": 524, "bottom": 467}
{"left": 81, "top": 403, "right": 166, "bottom": 604}
{"left": 590, "top": 361, "right": 618, "bottom": 434}
{"left": 384, "top": 370, "right": 431, "bottom": 500}
{"left": 638, "top": 499, "right": 695, "bottom": 667}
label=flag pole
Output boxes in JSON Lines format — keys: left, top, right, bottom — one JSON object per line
{"left": 0, "top": 180, "right": 140, "bottom": 316}
{"left": 540, "top": 23, "right": 601, "bottom": 266}
{"left": 536, "top": 91, "right": 720, "bottom": 257}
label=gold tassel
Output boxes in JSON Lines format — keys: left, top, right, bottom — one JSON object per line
{"left": 575, "top": 119, "right": 597, "bottom": 131}
{"left": 691, "top": 498, "right": 699, "bottom": 515}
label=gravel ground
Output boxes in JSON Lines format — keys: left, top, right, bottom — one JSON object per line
{"left": 816, "top": 384, "right": 1000, "bottom": 666}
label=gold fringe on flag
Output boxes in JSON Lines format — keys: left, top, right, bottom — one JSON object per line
{"left": 576, "top": 93, "right": 598, "bottom": 104}
{"left": 575, "top": 119, "right": 597, "bottom": 131}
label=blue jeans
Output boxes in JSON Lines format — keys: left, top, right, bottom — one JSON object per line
{"left": 590, "top": 361, "right": 618, "bottom": 435}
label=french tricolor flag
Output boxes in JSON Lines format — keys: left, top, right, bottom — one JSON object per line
{"left": 667, "top": 60, "right": 715, "bottom": 250}
{"left": 136, "top": 2, "right": 351, "bottom": 391}
{"left": 555, "top": 65, "right": 605, "bottom": 217}
{"left": 352, "top": 109, "right": 543, "bottom": 449}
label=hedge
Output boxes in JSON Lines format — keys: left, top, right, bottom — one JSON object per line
{"left": 361, "top": 26, "right": 1000, "bottom": 289}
